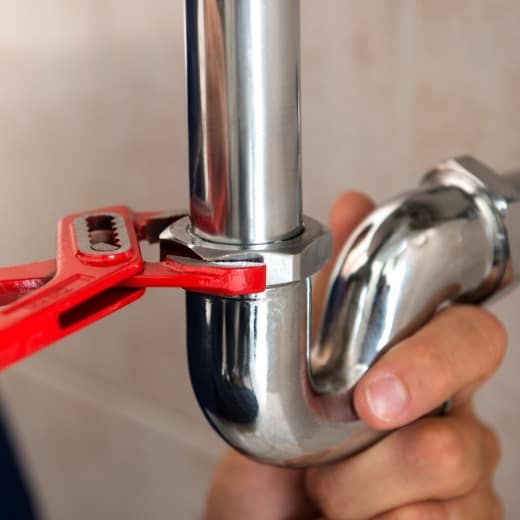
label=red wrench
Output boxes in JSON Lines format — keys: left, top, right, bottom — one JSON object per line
{"left": 0, "top": 206, "right": 266, "bottom": 371}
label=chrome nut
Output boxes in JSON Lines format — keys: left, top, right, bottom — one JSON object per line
{"left": 160, "top": 216, "right": 331, "bottom": 287}
{"left": 422, "top": 155, "right": 520, "bottom": 289}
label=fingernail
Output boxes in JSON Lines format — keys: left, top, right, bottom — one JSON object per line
{"left": 366, "top": 373, "right": 409, "bottom": 422}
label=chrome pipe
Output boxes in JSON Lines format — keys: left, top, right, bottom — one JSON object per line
{"left": 177, "top": 0, "right": 520, "bottom": 468}
{"left": 185, "top": 0, "right": 302, "bottom": 245}
{"left": 186, "top": 280, "right": 380, "bottom": 466}
{"left": 172, "top": 156, "right": 520, "bottom": 467}
{"left": 312, "top": 158, "right": 514, "bottom": 397}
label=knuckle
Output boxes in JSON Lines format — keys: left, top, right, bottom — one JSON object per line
{"left": 410, "top": 421, "right": 478, "bottom": 495}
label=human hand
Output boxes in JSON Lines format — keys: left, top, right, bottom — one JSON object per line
{"left": 204, "top": 192, "right": 506, "bottom": 520}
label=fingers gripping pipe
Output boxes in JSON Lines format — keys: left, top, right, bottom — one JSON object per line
{"left": 171, "top": 1, "right": 520, "bottom": 466}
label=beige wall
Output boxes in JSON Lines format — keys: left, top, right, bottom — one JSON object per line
{"left": 1, "top": 1, "right": 519, "bottom": 518}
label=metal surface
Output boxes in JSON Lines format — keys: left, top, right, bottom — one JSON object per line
{"left": 186, "top": 0, "right": 302, "bottom": 244}
{"left": 312, "top": 158, "right": 509, "bottom": 398}
{"left": 160, "top": 215, "right": 330, "bottom": 286}
{"left": 187, "top": 280, "right": 380, "bottom": 466}
{"left": 184, "top": 156, "right": 520, "bottom": 466}
{"left": 423, "top": 157, "right": 520, "bottom": 286}
{"left": 182, "top": 0, "right": 520, "bottom": 468}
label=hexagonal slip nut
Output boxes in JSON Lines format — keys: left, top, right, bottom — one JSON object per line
{"left": 160, "top": 216, "right": 332, "bottom": 287}
{"left": 422, "top": 155, "right": 520, "bottom": 288}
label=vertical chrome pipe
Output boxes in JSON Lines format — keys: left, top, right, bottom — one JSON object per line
{"left": 182, "top": 0, "right": 334, "bottom": 467}
{"left": 185, "top": 0, "right": 302, "bottom": 245}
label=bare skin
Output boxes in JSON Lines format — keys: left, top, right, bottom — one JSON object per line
{"left": 205, "top": 192, "right": 506, "bottom": 520}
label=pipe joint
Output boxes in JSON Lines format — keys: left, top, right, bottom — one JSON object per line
{"left": 160, "top": 215, "right": 331, "bottom": 286}
{"left": 423, "top": 156, "right": 520, "bottom": 287}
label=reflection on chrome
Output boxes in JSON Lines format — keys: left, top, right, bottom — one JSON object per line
{"left": 184, "top": 157, "right": 520, "bottom": 466}
{"left": 180, "top": 0, "right": 520, "bottom": 467}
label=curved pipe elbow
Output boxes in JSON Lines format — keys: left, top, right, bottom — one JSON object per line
{"left": 186, "top": 157, "right": 515, "bottom": 466}
{"left": 311, "top": 182, "right": 505, "bottom": 396}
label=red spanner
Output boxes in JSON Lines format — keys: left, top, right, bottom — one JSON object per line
{"left": 0, "top": 206, "right": 266, "bottom": 370}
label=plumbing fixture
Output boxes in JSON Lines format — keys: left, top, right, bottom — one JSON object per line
{"left": 1, "top": 0, "right": 518, "bottom": 469}
{"left": 161, "top": 0, "right": 520, "bottom": 466}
